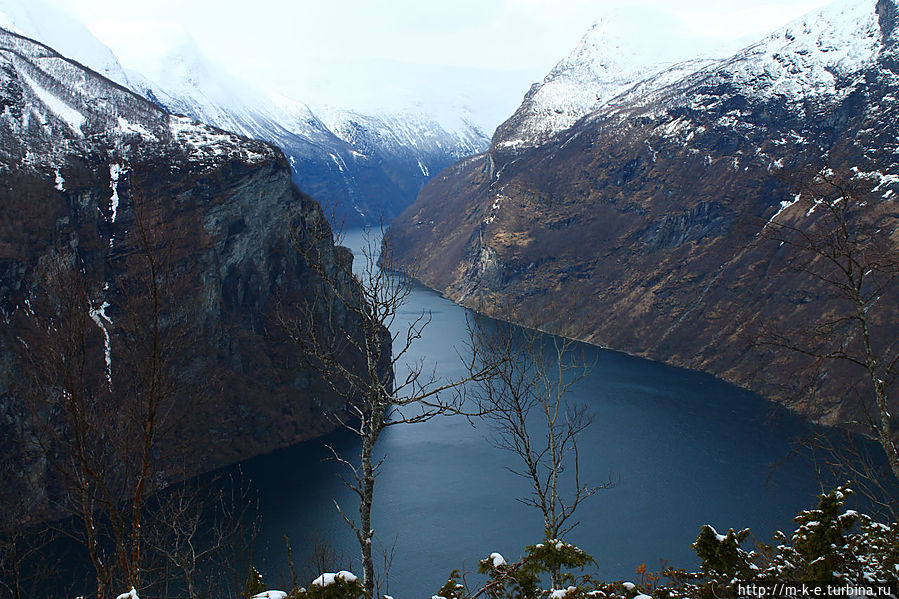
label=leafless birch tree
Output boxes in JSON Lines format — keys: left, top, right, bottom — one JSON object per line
{"left": 469, "top": 323, "right": 612, "bottom": 587}
{"left": 764, "top": 168, "right": 899, "bottom": 511}
{"left": 281, "top": 221, "right": 496, "bottom": 598}
{"left": 15, "top": 181, "right": 206, "bottom": 597}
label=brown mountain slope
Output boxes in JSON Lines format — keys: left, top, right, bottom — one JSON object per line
{"left": 388, "top": 0, "right": 899, "bottom": 427}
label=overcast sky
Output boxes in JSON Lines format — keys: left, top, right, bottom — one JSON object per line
{"left": 50, "top": 0, "right": 834, "bottom": 129}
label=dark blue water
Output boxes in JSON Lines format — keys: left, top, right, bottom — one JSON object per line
{"left": 242, "top": 229, "right": 823, "bottom": 596}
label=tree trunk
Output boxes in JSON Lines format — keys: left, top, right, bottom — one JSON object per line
{"left": 858, "top": 302, "right": 899, "bottom": 483}
{"left": 360, "top": 434, "right": 376, "bottom": 599}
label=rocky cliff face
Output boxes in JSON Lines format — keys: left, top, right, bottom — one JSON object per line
{"left": 388, "top": 0, "right": 899, "bottom": 427}
{"left": 0, "top": 28, "right": 364, "bottom": 519}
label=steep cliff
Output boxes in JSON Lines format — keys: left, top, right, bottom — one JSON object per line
{"left": 388, "top": 0, "right": 899, "bottom": 427}
{"left": 0, "top": 28, "right": 364, "bottom": 519}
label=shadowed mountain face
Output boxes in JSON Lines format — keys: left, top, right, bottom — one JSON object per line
{"left": 388, "top": 0, "right": 899, "bottom": 427}
{"left": 0, "top": 28, "right": 366, "bottom": 519}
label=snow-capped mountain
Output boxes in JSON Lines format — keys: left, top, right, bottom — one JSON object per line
{"left": 492, "top": 20, "right": 721, "bottom": 151}
{"left": 0, "top": 0, "right": 129, "bottom": 87}
{"left": 130, "top": 39, "right": 489, "bottom": 224}
{"left": 0, "top": 0, "right": 489, "bottom": 226}
{"left": 388, "top": 0, "right": 899, "bottom": 428}
{"left": 717, "top": 0, "right": 883, "bottom": 104}
{"left": 593, "top": 0, "right": 889, "bottom": 124}
{"left": 0, "top": 27, "right": 279, "bottom": 175}
{"left": 113, "top": 25, "right": 489, "bottom": 225}
{"left": 0, "top": 25, "right": 367, "bottom": 517}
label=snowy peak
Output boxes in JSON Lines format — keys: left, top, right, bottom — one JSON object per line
{"left": 120, "top": 27, "right": 299, "bottom": 145}
{"left": 591, "top": 0, "right": 896, "bottom": 132}
{"left": 386, "top": 3, "right": 899, "bottom": 440}
{"left": 493, "top": 0, "right": 897, "bottom": 153}
{"left": 0, "top": 0, "right": 129, "bottom": 87}
{"left": 0, "top": 0, "right": 487, "bottom": 226}
{"left": 0, "top": 28, "right": 164, "bottom": 152}
{"left": 0, "top": 27, "right": 275, "bottom": 176}
{"left": 121, "top": 26, "right": 266, "bottom": 117}
{"left": 549, "top": 20, "right": 654, "bottom": 89}
{"left": 316, "top": 106, "right": 487, "bottom": 164}
{"left": 492, "top": 20, "right": 698, "bottom": 150}
{"left": 103, "top": 22, "right": 488, "bottom": 225}
{"left": 720, "top": 0, "right": 884, "bottom": 104}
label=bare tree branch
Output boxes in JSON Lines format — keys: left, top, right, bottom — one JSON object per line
{"left": 279, "top": 219, "right": 501, "bottom": 598}
{"left": 468, "top": 320, "right": 613, "bottom": 587}
{"left": 762, "top": 167, "right": 899, "bottom": 515}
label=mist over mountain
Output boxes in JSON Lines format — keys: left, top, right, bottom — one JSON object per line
{"left": 0, "top": 21, "right": 374, "bottom": 518}
{"left": 0, "top": 0, "right": 490, "bottom": 226}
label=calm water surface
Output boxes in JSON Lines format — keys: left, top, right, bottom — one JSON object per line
{"left": 240, "top": 229, "right": 823, "bottom": 596}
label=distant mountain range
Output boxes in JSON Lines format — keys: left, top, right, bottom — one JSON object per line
{"left": 388, "top": 0, "right": 899, "bottom": 427}
{"left": 0, "top": 0, "right": 488, "bottom": 226}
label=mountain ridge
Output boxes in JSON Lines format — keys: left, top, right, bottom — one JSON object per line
{"left": 387, "top": 0, "right": 899, "bottom": 428}
{"left": 0, "top": 0, "right": 489, "bottom": 226}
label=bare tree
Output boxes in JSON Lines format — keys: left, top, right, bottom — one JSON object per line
{"left": 141, "top": 473, "right": 260, "bottom": 599}
{"left": 21, "top": 248, "right": 124, "bottom": 597}
{"left": 469, "top": 322, "right": 612, "bottom": 587}
{"left": 0, "top": 362, "right": 60, "bottom": 599}
{"left": 0, "top": 518, "right": 58, "bottom": 599}
{"left": 763, "top": 168, "right": 899, "bottom": 509}
{"left": 281, "top": 222, "right": 496, "bottom": 598}
{"left": 15, "top": 178, "right": 204, "bottom": 597}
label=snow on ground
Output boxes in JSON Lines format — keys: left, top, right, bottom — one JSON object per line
{"left": 18, "top": 69, "right": 84, "bottom": 136}
{"left": 311, "top": 570, "right": 359, "bottom": 587}
{"left": 765, "top": 194, "right": 802, "bottom": 226}
{"left": 727, "top": 0, "right": 880, "bottom": 103}
{"left": 109, "top": 163, "right": 121, "bottom": 223}
{"left": 502, "top": 0, "right": 883, "bottom": 150}
{"left": 0, "top": 0, "right": 131, "bottom": 86}
{"left": 500, "top": 20, "right": 717, "bottom": 147}
{"left": 168, "top": 115, "right": 273, "bottom": 165}
{"left": 852, "top": 168, "right": 899, "bottom": 195}
{"left": 116, "top": 116, "right": 157, "bottom": 141}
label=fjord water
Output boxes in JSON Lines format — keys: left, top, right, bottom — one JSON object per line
{"left": 243, "top": 229, "right": 822, "bottom": 596}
